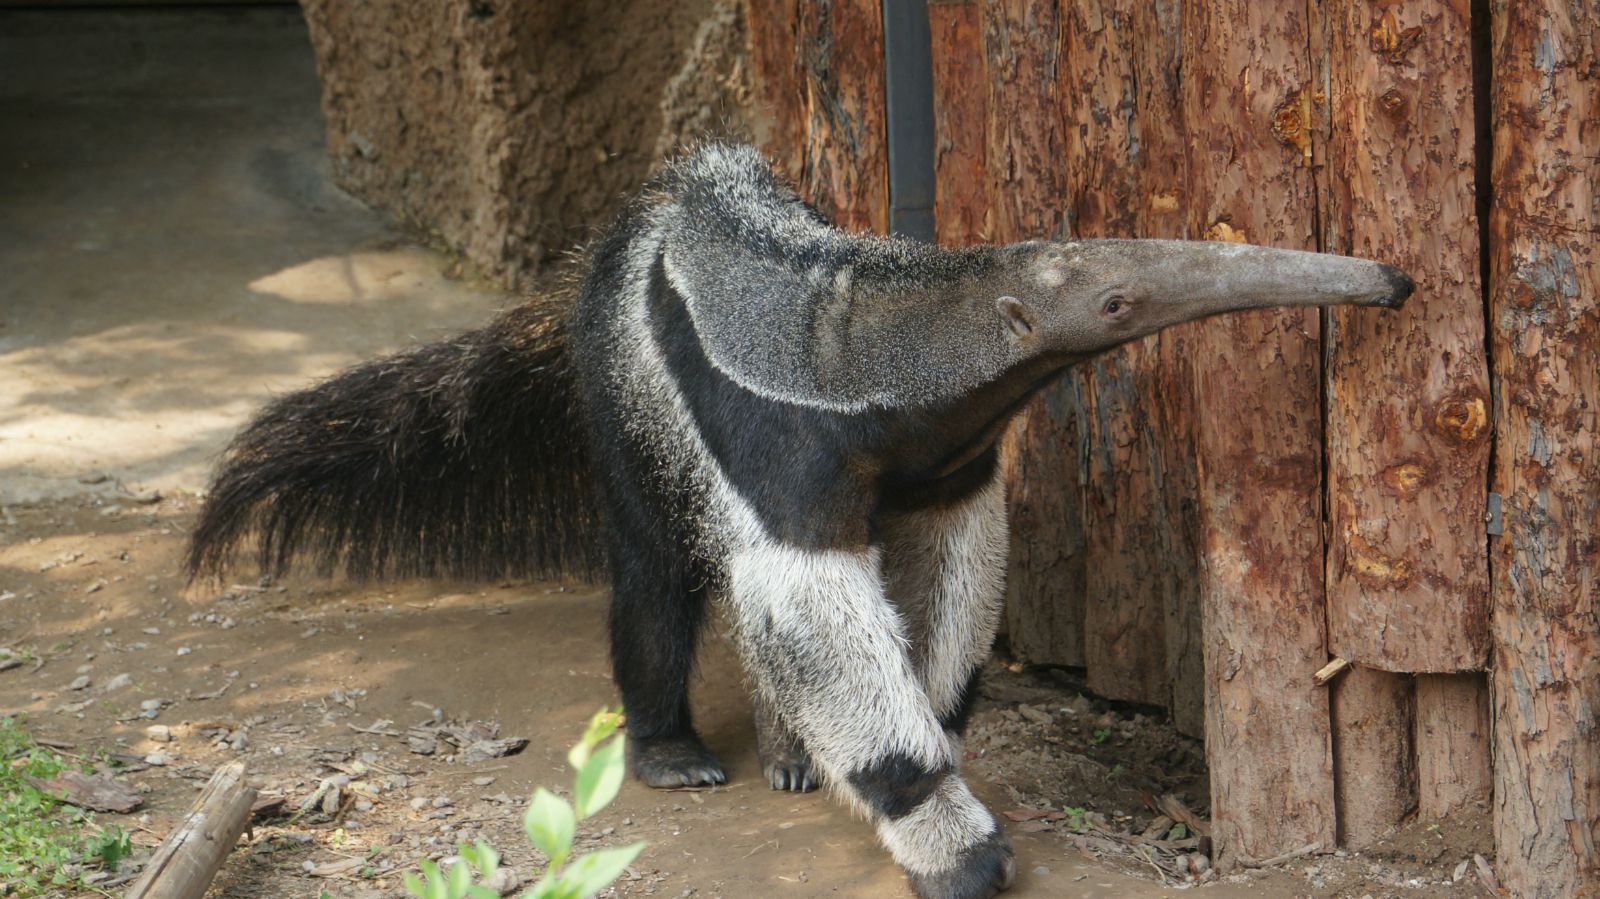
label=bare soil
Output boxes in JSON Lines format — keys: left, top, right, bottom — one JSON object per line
{"left": 0, "top": 496, "right": 1493, "bottom": 899}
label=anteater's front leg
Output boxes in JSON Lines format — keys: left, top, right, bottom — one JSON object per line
{"left": 728, "top": 540, "right": 1015, "bottom": 899}
{"left": 883, "top": 474, "right": 1009, "bottom": 737}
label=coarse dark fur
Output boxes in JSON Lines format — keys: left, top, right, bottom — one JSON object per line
{"left": 187, "top": 294, "right": 604, "bottom": 584}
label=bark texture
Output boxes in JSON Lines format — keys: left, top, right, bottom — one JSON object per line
{"left": 748, "top": 0, "right": 889, "bottom": 233}
{"left": 1489, "top": 2, "right": 1600, "bottom": 894}
{"left": 1414, "top": 673, "right": 1492, "bottom": 819}
{"left": 1324, "top": 0, "right": 1491, "bottom": 674}
{"left": 1332, "top": 666, "right": 1417, "bottom": 848}
{"left": 1181, "top": 0, "right": 1337, "bottom": 868}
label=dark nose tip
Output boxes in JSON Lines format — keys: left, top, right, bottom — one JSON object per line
{"left": 1378, "top": 264, "right": 1416, "bottom": 308}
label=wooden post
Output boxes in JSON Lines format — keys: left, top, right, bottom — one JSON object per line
{"left": 1060, "top": 0, "right": 1190, "bottom": 713}
{"left": 1415, "top": 673, "right": 1492, "bottom": 819}
{"left": 1181, "top": 0, "right": 1337, "bottom": 868}
{"left": 1320, "top": 0, "right": 1491, "bottom": 848}
{"left": 125, "top": 761, "right": 257, "bottom": 899}
{"left": 972, "top": 0, "right": 1090, "bottom": 669}
{"left": 746, "top": 0, "right": 889, "bottom": 234}
{"left": 928, "top": 0, "right": 989, "bottom": 248}
{"left": 1331, "top": 665, "right": 1416, "bottom": 847}
{"left": 1489, "top": 1, "right": 1600, "bottom": 894}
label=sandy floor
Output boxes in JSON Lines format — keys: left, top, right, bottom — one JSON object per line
{"left": 0, "top": 8, "right": 1493, "bottom": 899}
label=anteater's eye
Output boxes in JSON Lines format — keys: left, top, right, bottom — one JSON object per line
{"left": 1104, "top": 298, "right": 1126, "bottom": 315}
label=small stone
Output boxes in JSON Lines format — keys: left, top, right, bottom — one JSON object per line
{"left": 139, "top": 698, "right": 163, "bottom": 712}
{"left": 68, "top": 675, "right": 91, "bottom": 691}
{"left": 141, "top": 627, "right": 160, "bottom": 636}
{"left": 145, "top": 725, "right": 172, "bottom": 743}
{"left": 486, "top": 868, "right": 520, "bottom": 896}
{"left": 409, "top": 797, "right": 430, "bottom": 811}
{"left": 144, "top": 751, "right": 174, "bottom": 766}
{"left": 355, "top": 799, "right": 374, "bottom": 812}
{"left": 431, "top": 796, "right": 452, "bottom": 809}
{"left": 471, "top": 776, "right": 496, "bottom": 787}
{"left": 175, "top": 647, "right": 192, "bottom": 656}
{"left": 1033, "top": 866, "right": 1051, "bottom": 877}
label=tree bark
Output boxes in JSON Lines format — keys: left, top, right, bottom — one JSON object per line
{"left": 971, "top": 0, "right": 1088, "bottom": 669}
{"left": 1489, "top": 2, "right": 1600, "bottom": 895}
{"left": 1323, "top": 0, "right": 1491, "bottom": 675}
{"left": 746, "top": 0, "right": 888, "bottom": 234}
{"left": 1181, "top": 0, "right": 1337, "bottom": 868}
{"left": 1060, "top": 0, "right": 1191, "bottom": 713}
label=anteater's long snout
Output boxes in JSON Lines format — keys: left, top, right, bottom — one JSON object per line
{"left": 1372, "top": 263, "right": 1416, "bottom": 308}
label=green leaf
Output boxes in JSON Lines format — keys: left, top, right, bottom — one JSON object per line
{"left": 421, "top": 858, "right": 448, "bottom": 899}
{"left": 402, "top": 869, "right": 427, "bottom": 898}
{"left": 474, "top": 839, "right": 500, "bottom": 877}
{"left": 524, "top": 787, "right": 575, "bottom": 869}
{"left": 447, "top": 855, "right": 473, "bottom": 897}
{"left": 465, "top": 887, "right": 500, "bottom": 899}
{"left": 573, "top": 736, "right": 626, "bottom": 819}
{"left": 568, "top": 708, "right": 623, "bottom": 769}
{"left": 556, "top": 843, "right": 646, "bottom": 899}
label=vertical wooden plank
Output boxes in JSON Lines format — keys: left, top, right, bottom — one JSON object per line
{"left": 746, "top": 0, "right": 889, "bottom": 233}
{"left": 1060, "top": 0, "right": 1162, "bottom": 707}
{"left": 1489, "top": 2, "right": 1600, "bottom": 895}
{"left": 929, "top": 0, "right": 989, "bottom": 248}
{"left": 1181, "top": 0, "right": 1337, "bottom": 868}
{"left": 1060, "top": 0, "right": 1193, "bottom": 715}
{"left": 978, "top": 0, "right": 1087, "bottom": 669}
{"left": 1415, "top": 673, "right": 1492, "bottom": 819}
{"left": 1332, "top": 665, "right": 1417, "bottom": 847}
{"left": 1324, "top": 0, "right": 1491, "bottom": 674}
{"left": 1134, "top": 0, "right": 1207, "bottom": 740}
{"left": 1321, "top": 0, "right": 1490, "bottom": 849}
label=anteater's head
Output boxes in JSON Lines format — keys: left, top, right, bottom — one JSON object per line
{"left": 992, "top": 239, "right": 1414, "bottom": 355}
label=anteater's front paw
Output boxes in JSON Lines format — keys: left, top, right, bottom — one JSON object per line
{"left": 630, "top": 734, "right": 726, "bottom": 788}
{"left": 906, "top": 830, "right": 1016, "bottom": 899}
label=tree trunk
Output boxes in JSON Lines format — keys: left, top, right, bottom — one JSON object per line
{"left": 125, "top": 761, "right": 256, "bottom": 899}
{"left": 1181, "top": 0, "right": 1337, "bottom": 868}
{"left": 1488, "top": 2, "right": 1600, "bottom": 895}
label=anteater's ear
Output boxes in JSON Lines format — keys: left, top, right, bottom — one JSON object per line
{"left": 996, "top": 295, "right": 1036, "bottom": 339}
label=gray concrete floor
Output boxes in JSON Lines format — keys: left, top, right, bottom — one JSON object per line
{"left": 0, "top": 7, "right": 506, "bottom": 503}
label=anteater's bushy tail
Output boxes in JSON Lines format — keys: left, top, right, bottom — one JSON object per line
{"left": 186, "top": 289, "right": 604, "bottom": 585}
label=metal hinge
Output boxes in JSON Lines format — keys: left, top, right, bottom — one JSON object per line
{"left": 1486, "top": 492, "right": 1503, "bottom": 536}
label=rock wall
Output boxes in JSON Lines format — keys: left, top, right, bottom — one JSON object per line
{"left": 300, "top": 0, "right": 753, "bottom": 287}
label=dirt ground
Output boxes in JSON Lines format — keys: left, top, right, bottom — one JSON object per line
{"left": 0, "top": 7, "right": 1494, "bottom": 899}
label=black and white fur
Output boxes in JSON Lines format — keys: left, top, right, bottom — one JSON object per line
{"left": 190, "top": 144, "right": 1412, "bottom": 899}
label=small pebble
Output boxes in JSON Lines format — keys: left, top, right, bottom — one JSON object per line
{"left": 432, "top": 796, "right": 452, "bottom": 808}
{"left": 471, "top": 776, "right": 496, "bottom": 787}
{"left": 142, "top": 627, "right": 160, "bottom": 636}
{"left": 68, "top": 675, "right": 91, "bottom": 691}
{"left": 104, "top": 673, "right": 133, "bottom": 691}
{"left": 175, "top": 646, "right": 192, "bottom": 656}
{"left": 139, "top": 698, "right": 163, "bottom": 711}
{"left": 145, "top": 724, "right": 172, "bottom": 743}
{"left": 409, "top": 797, "right": 430, "bottom": 811}
{"left": 1033, "top": 865, "right": 1051, "bottom": 876}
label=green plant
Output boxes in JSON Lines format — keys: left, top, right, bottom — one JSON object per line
{"left": 1062, "top": 806, "right": 1089, "bottom": 833}
{"left": 0, "top": 715, "right": 131, "bottom": 896}
{"left": 1091, "top": 728, "right": 1111, "bottom": 744}
{"left": 403, "top": 709, "right": 644, "bottom": 899}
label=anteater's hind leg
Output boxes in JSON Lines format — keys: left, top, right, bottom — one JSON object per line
{"left": 603, "top": 482, "right": 725, "bottom": 788}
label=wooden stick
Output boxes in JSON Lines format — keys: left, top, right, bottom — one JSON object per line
{"left": 1312, "top": 657, "right": 1351, "bottom": 686}
{"left": 125, "top": 760, "right": 256, "bottom": 899}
